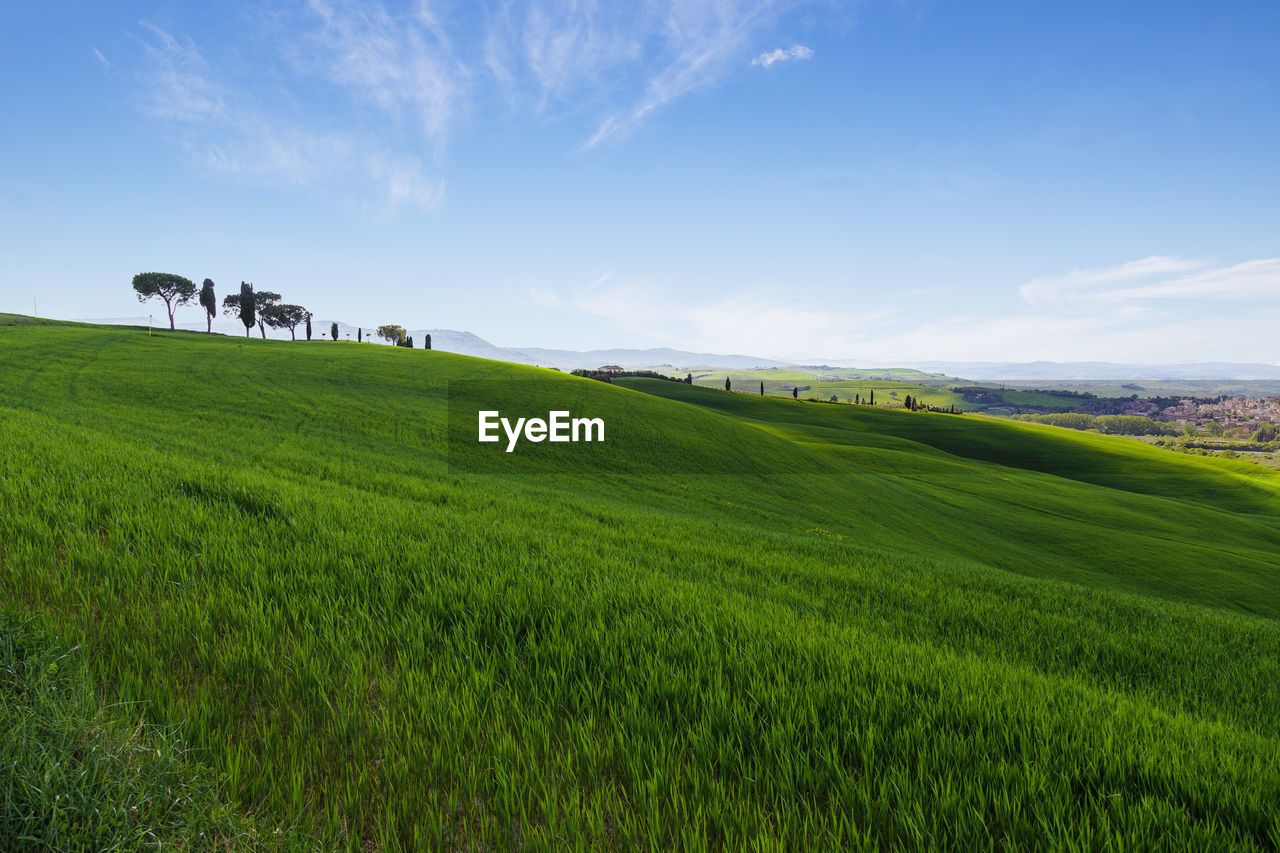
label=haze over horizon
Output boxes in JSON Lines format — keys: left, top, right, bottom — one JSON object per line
{"left": 2, "top": 2, "right": 1278, "bottom": 364}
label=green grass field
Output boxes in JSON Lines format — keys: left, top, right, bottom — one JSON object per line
{"left": 997, "top": 379, "right": 1280, "bottom": 399}
{"left": 689, "top": 374, "right": 976, "bottom": 409}
{"left": 669, "top": 366, "right": 959, "bottom": 388}
{"left": 3, "top": 321, "right": 1280, "bottom": 849}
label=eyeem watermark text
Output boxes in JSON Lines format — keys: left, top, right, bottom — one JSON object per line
{"left": 478, "top": 410, "right": 605, "bottom": 452}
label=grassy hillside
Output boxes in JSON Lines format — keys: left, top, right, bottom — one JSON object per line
{"left": 2, "top": 323, "right": 1279, "bottom": 849}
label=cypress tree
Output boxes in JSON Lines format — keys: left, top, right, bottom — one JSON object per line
{"left": 198, "top": 278, "right": 216, "bottom": 333}
{"left": 357, "top": 328, "right": 362, "bottom": 342}
{"left": 305, "top": 314, "right": 312, "bottom": 341}
{"left": 685, "top": 373, "right": 692, "bottom": 384}
{"left": 330, "top": 321, "right": 338, "bottom": 341}
{"left": 238, "top": 282, "right": 255, "bottom": 338}
{"left": 425, "top": 333, "right": 431, "bottom": 350}
{"left": 405, "top": 336, "right": 414, "bottom": 348}
{"left": 725, "top": 377, "right": 732, "bottom": 392}
{"left": 792, "top": 387, "right": 798, "bottom": 399}
{"left": 870, "top": 390, "right": 875, "bottom": 405}
{"left": 760, "top": 381, "right": 764, "bottom": 396}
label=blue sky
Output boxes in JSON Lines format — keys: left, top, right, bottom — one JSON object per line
{"left": 2, "top": 1, "right": 1278, "bottom": 363}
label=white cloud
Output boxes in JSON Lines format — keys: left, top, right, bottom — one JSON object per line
{"left": 1098, "top": 258, "right": 1280, "bottom": 302}
{"left": 295, "top": 0, "right": 467, "bottom": 146}
{"left": 481, "top": 1, "right": 814, "bottom": 150}
{"left": 1020, "top": 255, "right": 1280, "bottom": 305}
{"left": 583, "top": 2, "right": 797, "bottom": 149}
{"left": 130, "top": 20, "right": 445, "bottom": 210}
{"left": 91, "top": 47, "right": 110, "bottom": 71}
{"left": 125, "top": 3, "right": 822, "bottom": 202}
{"left": 1019, "top": 256, "right": 1204, "bottom": 304}
{"left": 522, "top": 252, "right": 1280, "bottom": 365}
{"left": 530, "top": 277, "right": 895, "bottom": 361}
{"left": 751, "top": 44, "right": 813, "bottom": 68}
{"left": 134, "top": 21, "right": 225, "bottom": 123}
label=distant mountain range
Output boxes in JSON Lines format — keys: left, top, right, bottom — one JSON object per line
{"left": 76, "top": 318, "right": 792, "bottom": 370}
{"left": 71, "top": 317, "right": 1280, "bottom": 379}
{"left": 417, "top": 329, "right": 791, "bottom": 370}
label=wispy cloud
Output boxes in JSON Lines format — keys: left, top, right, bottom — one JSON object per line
{"left": 134, "top": 21, "right": 225, "bottom": 123}
{"left": 525, "top": 254, "right": 1280, "bottom": 364}
{"left": 751, "top": 44, "right": 812, "bottom": 68}
{"left": 91, "top": 47, "right": 110, "bottom": 71}
{"left": 481, "top": 1, "right": 815, "bottom": 150}
{"left": 1020, "top": 255, "right": 1280, "bottom": 304}
{"left": 1019, "top": 256, "right": 1204, "bottom": 304}
{"left": 129, "top": 18, "right": 445, "bottom": 210}
{"left": 1099, "top": 258, "right": 1280, "bottom": 301}
{"left": 530, "top": 276, "right": 895, "bottom": 360}
{"left": 581, "top": 1, "right": 799, "bottom": 149}
{"left": 124, "top": 2, "right": 821, "bottom": 204}
{"left": 294, "top": 0, "right": 467, "bottom": 146}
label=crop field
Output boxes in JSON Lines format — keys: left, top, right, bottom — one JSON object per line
{"left": 678, "top": 366, "right": 959, "bottom": 388}
{"left": 690, "top": 375, "right": 974, "bottom": 409}
{"left": 3, "top": 322, "right": 1280, "bottom": 849}
{"left": 997, "top": 379, "right": 1280, "bottom": 399}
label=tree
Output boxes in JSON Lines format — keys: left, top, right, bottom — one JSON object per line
{"left": 855, "top": 394, "right": 860, "bottom": 404}
{"left": 132, "top": 272, "right": 196, "bottom": 330}
{"left": 358, "top": 328, "right": 362, "bottom": 342}
{"left": 251, "top": 291, "right": 281, "bottom": 338}
{"left": 870, "top": 390, "right": 875, "bottom": 405}
{"left": 377, "top": 324, "right": 406, "bottom": 345}
{"left": 221, "top": 282, "right": 256, "bottom": 338}
{"left": 685, "top": 373, "right": 692, "bottom": 384}
{"left": 404, "top": 336, "right": 414, "bottom": 348}
{"left": 725, "top": 377, "right": 732, "bottom": 392}
{"left": 261, "top": 303, "right": 310, "bottom": 341}
{"left": 305, "top": 313, "right": 312, "bottom": 341}
{"left": 792, "top": 387, "right": 798, "bottom": 399}
{"left": 760, "top": 381, "right": 764, "bottom": 396}
{"left": 198, "top": 278, "right": 217, "bottom": 333}
{"left": 424, "top": 334, "right": 431, "bottom": 350}
{"left": 330, "top": 321, "right": 339, "bottom": 341}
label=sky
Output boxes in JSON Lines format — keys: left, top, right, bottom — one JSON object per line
{"left": 2, "top": 0, "right": 1278, "bottom": 364}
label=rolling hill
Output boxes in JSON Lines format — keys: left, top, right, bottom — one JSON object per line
{"left": 2, "top": 319, "right": 1278, "bottom": 849}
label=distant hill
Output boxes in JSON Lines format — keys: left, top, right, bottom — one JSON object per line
{"left": 53, "top": 315, "right": 1280, "bottom": 379}
{"left": 412, "top": 331, "right": 792, "bottom": 370}
{"left": 70, "top": 317, "right": 791, "bottom": 369}
{"left": 892, "top": 360, "right": 1280, "bottom": 381}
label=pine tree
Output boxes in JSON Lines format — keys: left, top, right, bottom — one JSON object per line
{"left": 132, "top": 272, "right": 197, "bottom": 330}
